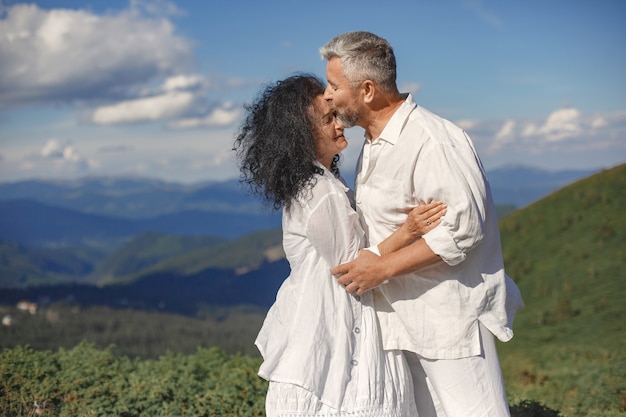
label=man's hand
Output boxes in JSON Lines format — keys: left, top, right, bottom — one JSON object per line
{"left": 332, "top": 249, "right": 388, "bottom": 295}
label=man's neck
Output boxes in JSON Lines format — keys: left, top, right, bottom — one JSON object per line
{"left": 365, "top": 97, "right": 405, "bottom": 141}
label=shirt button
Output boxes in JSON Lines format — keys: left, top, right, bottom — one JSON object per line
{"left": 355, "top": 295, "right": 361, "bottom": 301}
{"left": 354, "top": 327, "right": 360, "bottom": 334}
{"left": 351, "top": 359, "right": 358, "bottom": 366}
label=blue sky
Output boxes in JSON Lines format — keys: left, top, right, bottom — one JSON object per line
{"left": 1, "top": 0, "right": 625, "bottom": 184}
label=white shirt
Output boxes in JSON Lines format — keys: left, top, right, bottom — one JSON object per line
{"left": 355, "top": 94, "right": 524, "bottom": 360}
{"left": 255, "top": 163, "right": 413, "bottom": 411}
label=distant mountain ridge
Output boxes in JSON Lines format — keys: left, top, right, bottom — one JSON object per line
{"left": 0, "top": 165, "right": 598, "bottom": 218}
{"left": 0, "top": 176, "right": 268, "bottom": 219}
{"left": 0, "top": 164, "right": 604, "bottom": 288}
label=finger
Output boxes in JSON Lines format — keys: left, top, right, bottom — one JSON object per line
{"left": 345, "top": 282, "right": 360, "bottom": 294}
{"left": 336, "top": 274, "right": 352, "bottom": 286}
{"left": 425, "top": 203, "right": 446, "bottom": 217}
{"left": 331, "top": 263, "right": 348, "bottom": 276}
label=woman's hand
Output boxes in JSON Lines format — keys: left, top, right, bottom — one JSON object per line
{"left": 401, "top": 200, "right": 447, "bottom": 239}
{"left": 378, "top": 200, "right": 447, "bottom": 256}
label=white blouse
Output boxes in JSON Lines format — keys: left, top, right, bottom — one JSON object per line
{"left": 255, "top": 163, "right": 414, "bottom": 413}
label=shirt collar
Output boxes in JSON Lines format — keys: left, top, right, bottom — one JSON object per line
{"left": 313, "top": 160, "right": 349, "bottom": 192}
{"left": 366, "top": 93, "right": 417, "bottom": 145}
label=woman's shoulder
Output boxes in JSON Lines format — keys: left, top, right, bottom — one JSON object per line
{"left": 292, "top": 171, "right": 345, "bottom": 208}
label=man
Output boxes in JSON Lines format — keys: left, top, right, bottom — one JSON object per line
{"left": 320, "top": 31, "right": 524, "bottom": 417}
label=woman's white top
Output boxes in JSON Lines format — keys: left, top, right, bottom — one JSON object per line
{"left": 255, "top": 163, "right": 415, "bottom": 414}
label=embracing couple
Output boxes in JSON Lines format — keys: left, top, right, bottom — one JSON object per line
{"left": 234, "top": 31, "right": 524, "bottom": 417}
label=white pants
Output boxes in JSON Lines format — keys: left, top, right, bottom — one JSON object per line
{"left": 404, "top": 323, "right": 511, "bottom": 417}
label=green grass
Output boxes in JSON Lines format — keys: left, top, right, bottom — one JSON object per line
{"left": 498, "top": 163, "right": 626, "bottom": 416}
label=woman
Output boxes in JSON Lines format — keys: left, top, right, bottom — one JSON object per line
{"left": 234, "top": 74, "right": 445, "bottom": 416}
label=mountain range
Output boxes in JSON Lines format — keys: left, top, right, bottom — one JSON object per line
{"left": 1, "top": 164, "right": 622, "bottom": 417}
{"left": 0, "top": 164, "right": 603, "bottom": 289}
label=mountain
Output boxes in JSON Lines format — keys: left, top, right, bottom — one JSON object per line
{"left": 0, "top": 165, "right": 597, "bottom": 248}
{"left": 0, "top": 226, "right": 284, "bottom": 288}
{"left": 0, "top": 177, "right": 269, "bottom": 219}
{"left": 0, "top": 239, "right": 105, "bottom": 287}
{"left": 0, "top": 198, "right": 281, "bottom": 247}
{"left": 88, "top": 232, "right": 227, "bottom": 284}
{"left": 0, "top": 164, "right": 623, "bottom": 415}
{"left": 0, "top": 230, "right": 289, "bottom": 313}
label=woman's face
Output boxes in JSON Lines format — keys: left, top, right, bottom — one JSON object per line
{"left": 311, "top": 94, "right": 347, "bottom": 170}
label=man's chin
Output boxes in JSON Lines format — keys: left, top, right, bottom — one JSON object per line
{"left": 338, "top": 115, "right": 358, "bottom": 129}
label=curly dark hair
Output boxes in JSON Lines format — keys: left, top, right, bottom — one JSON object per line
{"left": 234, "top": 74, "right": 340, "bottom": 211}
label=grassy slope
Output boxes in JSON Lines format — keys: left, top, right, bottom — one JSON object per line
{"left": 91, "top": 232, "right": 226, "bottom": 284}
{"left": 116, "top": 227, "right": 284, "bottom": 283}
{"left": 497, "top": 164, "right": 626, "bottom": 417}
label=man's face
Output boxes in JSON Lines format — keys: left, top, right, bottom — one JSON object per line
{"left": 324, "top": 57, "right": 361, "bottom": 128}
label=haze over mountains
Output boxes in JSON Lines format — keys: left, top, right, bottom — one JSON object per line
{"left": 0, "top": 164, "right": 603, "bottom": 292}
{"left": 0, "top": 165, "right": 597, "bottom": 246}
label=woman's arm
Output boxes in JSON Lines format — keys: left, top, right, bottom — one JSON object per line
{"left": 377, "top": 200, "right": 446, "bottom": 255}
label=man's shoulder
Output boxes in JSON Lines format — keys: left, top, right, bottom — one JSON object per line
{"left": 411, "top": 105, "right": 453, "bottom": 125}
{"left": 409, "top": 106, "right": 465, "bottom": 138}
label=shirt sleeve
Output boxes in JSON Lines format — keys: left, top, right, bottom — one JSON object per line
{"left": 417, "top": 131, "right": 488, "bottom": 266}
{"left": 304, "top": 181, "right": 364, "bottom": 269}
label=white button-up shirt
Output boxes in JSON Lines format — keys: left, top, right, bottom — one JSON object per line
{"left": 355, "top": 94, "right": 524, "bottom": 359}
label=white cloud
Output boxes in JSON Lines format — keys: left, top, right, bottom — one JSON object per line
{"left": 465, "top": 107, "right": 626, "bottom": 166}
{"left": 162, "top": 74, "right": 208, "bottom": 92}
{"left": 0, "top": 3, "right": 193, "bottom": 108}
{"left": 41, "top": 138, "right": 63, "bottom": 158}
{"left": 40, "top": 139, "right": 85, "bottom": 163}
{"left": 488, "top": 119, "right": 516, "bottom": 153}
{"left": 591, "top": 116, "right": 607, "bottom": 128}
{"left": 0, "top": 4, "right": 249, "bottom": 129}
{"left": 537, "top": 108, "right": 582, "bottom": 142}
{"left": 167, "top": 103, "right": 243, "bottom": 129}
{"left": 455, "top": 119, "right": 479, "bottom": 130}
{"left": 32, "top": 138, "right": 93, "bottom": 174}
{"left": 91, "top": 91, "right": 196, "bottom": 125}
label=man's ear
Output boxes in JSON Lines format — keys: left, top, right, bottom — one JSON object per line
{"left": 362, "top": 80, "right": 375, "bottom": 103}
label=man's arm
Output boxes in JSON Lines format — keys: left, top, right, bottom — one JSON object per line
{"left": 377, "top": 200, "right": 446, "bottom": 256}
{"left": 332, "top": 238, "right": 443, "bottom": 295}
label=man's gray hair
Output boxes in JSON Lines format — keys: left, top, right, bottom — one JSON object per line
{"left": 320, "top": 31, "right": 397, "bottom": 94}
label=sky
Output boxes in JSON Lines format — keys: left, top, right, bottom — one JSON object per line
{"left": 0, "top": 0, "right": 625, "bottom": 184}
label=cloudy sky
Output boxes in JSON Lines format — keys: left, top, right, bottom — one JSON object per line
{"left": 1, "top": 0, "right": 624, "bottom": 184}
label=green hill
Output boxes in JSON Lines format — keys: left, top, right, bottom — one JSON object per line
{"left": 0, "top": 240, "right": 107, "bottom": 287}
{"left": 498, "top": 163, "right": 625, "bottom": 416}
{"left": 91, "top": 232, "right": 226, "bottom": 284}
{"left": 114, "top": 227, "right": 284, "bottom": 283}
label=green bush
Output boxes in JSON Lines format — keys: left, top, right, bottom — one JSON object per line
{"left": 1, "top": 342, "right": 566, "bottom": 417}
{"left": 0, "top": 342, "right": 266, "bottom": 417}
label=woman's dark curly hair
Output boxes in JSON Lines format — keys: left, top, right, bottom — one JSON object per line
{"left": 234, "top": 74, "right": 340, "bottom": 211}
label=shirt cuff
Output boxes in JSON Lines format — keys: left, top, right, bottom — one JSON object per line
{"left": 364, "top": 245, "right": 381, "bottom": 257}
{"left": 423, "top": 226, "right": 466, "bottom": 266}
